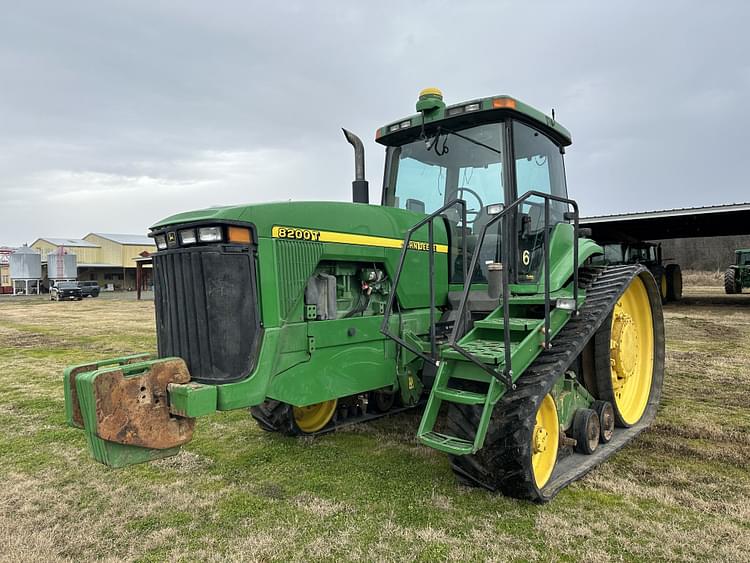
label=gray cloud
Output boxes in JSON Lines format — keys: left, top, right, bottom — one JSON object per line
{"left": 1, "top": 1, "right": 749, "bottom": 246}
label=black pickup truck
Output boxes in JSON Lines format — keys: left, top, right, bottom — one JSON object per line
{"left": 50, "top": 282, "right": 83, "bottom": 301}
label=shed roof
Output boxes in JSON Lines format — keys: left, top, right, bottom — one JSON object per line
{"left": 34, "top": 238, "right": 100, "bottom": 248}
{"left": 87, "top": 233, "right": 154, "bottom": 246}
{"left": 581, "top": 201, "right": 750, "bottom": 241}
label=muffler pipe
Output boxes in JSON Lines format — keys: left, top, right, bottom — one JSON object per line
{"left": 342, "top": 128, "right": 369, "bottom": 204}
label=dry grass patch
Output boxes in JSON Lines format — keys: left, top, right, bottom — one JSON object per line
{"left": 681, "top": 269, "right": 724, "bottom": 287}
{"left": 292, "top": 492, "right": 353, "bottom": 517}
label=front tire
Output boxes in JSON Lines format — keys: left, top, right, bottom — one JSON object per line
{"left": 666, "top": 264, "right": 682, "bottom": 301}
{"left": 725, "top": 268, "right": 738, "bottom": 294}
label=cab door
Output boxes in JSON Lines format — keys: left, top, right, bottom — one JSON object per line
{"left": 509, "top": 120, "right": 570, "bottom": 286}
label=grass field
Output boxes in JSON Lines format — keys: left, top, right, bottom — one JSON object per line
{"left": 1, "top": 288, "right": 749, "bottom": 562}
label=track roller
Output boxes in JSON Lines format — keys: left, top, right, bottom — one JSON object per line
{"left": 572, "top": 408, "right": 600, "bottom": 455}
{"left": 592, "top": 400, "right": 614, "bottom": 443}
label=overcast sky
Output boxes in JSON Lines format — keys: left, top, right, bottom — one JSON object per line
{"left": 1, "top": 1, "right": 748, "bottom": 246}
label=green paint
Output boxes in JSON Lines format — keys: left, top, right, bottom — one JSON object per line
{"left": 168, "top": 383, "right": 218, "bottom": 418}
{"left": 552, "top": 375, "right": 596, "bottom": 430}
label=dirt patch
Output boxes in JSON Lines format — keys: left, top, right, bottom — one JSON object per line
{"left": 0, "top": 326, "right": 70, "bottom": 349}
{"left": 678, "top": 317, "right": 742, "bottom": 339}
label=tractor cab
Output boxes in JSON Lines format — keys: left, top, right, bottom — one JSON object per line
{"left": 735, "top": 249, "right": 750, "bottom": 266}
{"left": 598, "top": 241, "right": 662, "bottom": 268}
{"left": 376, "top": 89, "right": 572, "bottom": 287}
{"left": 625, "top": 242, "right": 661, "bottom": 267}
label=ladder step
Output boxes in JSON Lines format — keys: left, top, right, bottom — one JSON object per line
{"left": 419, "top": 431, "right": 474, "bottom": 455}
{"left": 473, "top": 317, "right": 543, "bottom": 331}
{"left": 433, "top": 387, "right": 487, "bottom": 405}
{"left": 442, "top": 339, "right": 516, "bottom": 364}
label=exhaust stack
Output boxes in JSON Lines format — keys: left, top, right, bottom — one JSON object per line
{"left": 342, "top": 128, "right": 369, "bottom": 204}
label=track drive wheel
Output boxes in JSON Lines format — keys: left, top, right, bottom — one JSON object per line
{"left": 594, "top": 274, "right": 659, "bottom": 427}
{"left": 665, "top": 264, "right": 682, "bottom": 301}
{"left": 250, "top": 399, "right": 337, "bottom": 435}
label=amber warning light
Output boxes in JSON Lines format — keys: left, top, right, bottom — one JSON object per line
{"left": 228, "top": 226, "right": 252, "bottom": 244}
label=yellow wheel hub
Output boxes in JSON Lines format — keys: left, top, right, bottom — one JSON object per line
{"left": 609, "top": 276, "right": 654, "bottom": 425}
{"left": 531, "top": 394, "right": 559, "bottom": 488}
{"left": 611, "top": 311, "right": 638, "bottom": 382}
{"left": 293, "top": 399, "right": 337, "bottom": 433}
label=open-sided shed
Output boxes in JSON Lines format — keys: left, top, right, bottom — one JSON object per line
{"left": 581, "top": 202, "right": 750, "bottom": 242}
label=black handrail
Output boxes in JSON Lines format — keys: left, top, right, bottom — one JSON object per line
{"left": 448, "top": 190, "right": 580, "bottom": 388}
{"left": 380, "top": 199, "right": 468, "bottom": 366}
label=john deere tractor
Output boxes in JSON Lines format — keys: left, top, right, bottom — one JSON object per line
{"left": 724, "top": 248, "right": 750, "bottom": 294}
{"left": 64, "top": 89, "right": 664, "bottom": 501}
{"left": 598, "top": 241, "right": 682, "bottom": 302}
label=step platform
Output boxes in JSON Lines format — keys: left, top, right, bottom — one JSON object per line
{"left": 441, "top": 339, "right": 520, "bottom": 364}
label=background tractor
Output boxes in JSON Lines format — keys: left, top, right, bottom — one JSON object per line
{"left": 598, "top": 241, "right": 682, "bottom": 302}
{"left": 64, "top": 89, "right": 665, "bottom": 502}
{"left": 725, "top": 248, "right": 750, "bottom": 294}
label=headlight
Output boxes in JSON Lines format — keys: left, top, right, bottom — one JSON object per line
{"left": 179, "top": 228, "right": 197, "bottom": 245}
{"left": 198, "top": 226, "right": 223, "bottom": 243}
{"left": 154, "top": 234, "right": 167, "bottom": 250}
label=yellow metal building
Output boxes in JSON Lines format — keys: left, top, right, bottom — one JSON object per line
{"left": 30, "top": 234, "right": 155, "bottom": 290}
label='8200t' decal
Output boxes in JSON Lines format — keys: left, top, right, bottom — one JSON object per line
{"left": 271, "top": 225, "right": 448, "bottom": 253}
{"left": 273, "top": 226, "right": 322, "bottom": 241}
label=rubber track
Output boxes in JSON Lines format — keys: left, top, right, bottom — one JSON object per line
{"left": 447, "top": 264, "right": 664, "bottom": 502}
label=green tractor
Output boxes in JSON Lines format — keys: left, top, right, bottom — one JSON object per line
{"left": 724, "top": 248, "right": 750, "bottom": 294}
{"left": 63, "top": 89, "right": 665, "bottom": 501}
{"left": 598, "top": 241, "right": 682, "bottom": 302}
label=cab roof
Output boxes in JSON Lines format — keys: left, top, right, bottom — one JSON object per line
{"left": 375, "top": 92, "right": 572, "bottom": 148}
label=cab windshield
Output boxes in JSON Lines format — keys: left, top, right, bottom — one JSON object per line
{"left": 385, "top": 123, "right": 504, "bottom": 220}
{"left": 626, "top": 245, "right": 656, "bottom": 263}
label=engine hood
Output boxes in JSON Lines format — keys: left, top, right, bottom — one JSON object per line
{"left": 151, "top": 201, "right": 448, "bottom": 245}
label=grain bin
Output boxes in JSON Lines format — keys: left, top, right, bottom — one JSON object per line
{"left": 9, "top": 245, "right": 42, "bottom": 294}
{"left": 48, "top": 249, "right": 77, "bottom": 282}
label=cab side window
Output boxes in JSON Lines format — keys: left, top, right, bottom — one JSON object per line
{"left": 513, "top": 121, "right": 568, "bottom": 281}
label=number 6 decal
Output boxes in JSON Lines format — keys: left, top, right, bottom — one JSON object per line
{"left": 522, "top": 249, "right": 531, "bottom": 266}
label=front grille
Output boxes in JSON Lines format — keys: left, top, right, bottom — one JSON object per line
{"left": 153, "top": 245, "right": 260, "bottom": 384}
